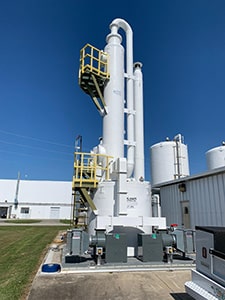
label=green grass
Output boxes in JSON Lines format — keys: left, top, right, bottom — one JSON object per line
{"left": 60, "top": 219, "right": 72, "bottom": 224}
{"left": 4, "top": 219, "right": 41, "bottom": 224}
{"left": 0, "top": 226, "right": 67, "bottom": 300}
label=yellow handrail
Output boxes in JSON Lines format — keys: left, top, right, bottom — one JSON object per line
{"left": 79, "top": 44, "right": 109, "bottom": 79}
{"left": 72, "top": 152, "right": 113, "bottom": 188}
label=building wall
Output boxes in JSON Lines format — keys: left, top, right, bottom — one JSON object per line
{"left": 160, "top": 171, "right": 225, "bottom": 229}
{"left": 160, "top": 184, "right": 184, "bottom": 227}
{"left": 0, "top": 179, "right": 72, "bottom": 219}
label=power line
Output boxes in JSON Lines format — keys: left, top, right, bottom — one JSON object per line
{"left": 0, "top": 129, "right": 94, "bottom": 154}
{"left": 0, "top": 129, "right": 74, "bottom": 148}
{"left": 0, "top": 139, "right": 73, "bottom": 156}
{"left": 0, "top": 149, "right": 73, "bottom": 162}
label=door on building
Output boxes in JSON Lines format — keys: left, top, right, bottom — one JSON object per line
{"left": 0, "top": 207, "right": 8, "bottom": 218}
{"left": 50, "top": 207, "right": 60, "bottom": 219}
{"left": 180, "top": 201, "right": 191, "bottom": 228}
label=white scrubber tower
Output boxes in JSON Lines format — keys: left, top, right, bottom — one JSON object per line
{"left": 73, "top": 18, "right": 166, "bottom": 256}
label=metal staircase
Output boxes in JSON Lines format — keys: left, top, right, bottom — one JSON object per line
{"left": 72, "top": 152, "right": 112, "bottom": 227}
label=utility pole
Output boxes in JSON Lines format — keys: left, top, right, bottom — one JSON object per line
{"left": 14, "top": 171, "right": 20, "bottom": 209}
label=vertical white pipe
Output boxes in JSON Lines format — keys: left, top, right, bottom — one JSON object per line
{"left": 134, "top": 62, "right": 145, "bottom": 180}
{"left": 103, "top": 25, "right": 124, "bottom": 159}
{"left": 109, "top": 19, "right": 135, "bottom": 177}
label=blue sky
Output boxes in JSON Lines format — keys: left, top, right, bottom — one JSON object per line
{"left": 1, "top": 0, "right": 225, "bottom": 181}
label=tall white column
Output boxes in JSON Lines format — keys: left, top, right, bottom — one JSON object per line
{"left": 134, "top": 62, "right": 145, "bottom": 180}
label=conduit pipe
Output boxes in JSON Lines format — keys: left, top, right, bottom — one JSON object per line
{"left": 109, "top": 18, "right": 135, "bottom": 177}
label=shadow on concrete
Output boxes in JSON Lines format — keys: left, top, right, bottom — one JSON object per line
{"left": 171, "top": 292, "right": 194, "bottom": 300}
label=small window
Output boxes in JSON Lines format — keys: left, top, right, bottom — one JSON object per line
{"left": 184, "top": 207, "right": 189, "bottom": 214}
{"left": 202, "top": 247, "right": 207, "bottom": 258}
{"left": 21, "top": 207, "right": 30, "bottom": 214}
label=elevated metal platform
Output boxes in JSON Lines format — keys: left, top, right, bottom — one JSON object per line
{"left": 79, "top": 44, "right": 109, "bottom": 116}
{"left": 72, "top": 152, "right": 113, "bottom": 226}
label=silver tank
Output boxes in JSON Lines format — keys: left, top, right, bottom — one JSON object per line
{"left": 206, "top": 142, "right": 225, "bottom": 170}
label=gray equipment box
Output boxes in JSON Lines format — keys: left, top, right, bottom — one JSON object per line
{"left": 71, "top": 229, "right": 89, "bottom": 255}
{"left": 65, "top": 228, "right": 89, "bottom": 263}
{"left": 66, "top": 228, "right": 89, "bottom": 256}
{"left": 137, "top": 233, "right": 163, "bottom": 262}
{"left": 105, "top": 233, "right": 127, "bottom": 263}
{"left": 195, "top": 226, "right": 225, "bottom": 287}
{"left": 172, "top": 228, "right": 196, "bottom": 254}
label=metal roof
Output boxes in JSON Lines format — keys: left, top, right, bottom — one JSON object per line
{"left": 152, "top": 166, "right": 225, "bottom": 188}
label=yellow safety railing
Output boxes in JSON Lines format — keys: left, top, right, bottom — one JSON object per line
{"left": 79, "top": 44, "right": 109, "bottom": 79}
{"left": 72, "top": 152, "right": 113, "bottom": 188}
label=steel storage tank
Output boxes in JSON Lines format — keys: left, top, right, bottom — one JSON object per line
{"left": 206, "top": 142, "right": 225, "bottom": 170}
{"left": 150, "top": 134, "right": 190, "bottom": 186}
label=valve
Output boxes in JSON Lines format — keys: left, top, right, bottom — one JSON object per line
{"left": 165, "top": 246, "right": 174, "bottom": 263}
{"left": 96, "top": 247, "right": 103, "bottom": 265}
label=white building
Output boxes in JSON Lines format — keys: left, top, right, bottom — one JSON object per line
{"left": 0, "top": 179, "right": 72, "bottom": 219}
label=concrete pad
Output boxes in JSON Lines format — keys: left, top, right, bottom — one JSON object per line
{"left": 27, "top": 270, "right": 194, "bottom": 300}
{"left": 24, "top": 227, "right": 195, "bottom": 300}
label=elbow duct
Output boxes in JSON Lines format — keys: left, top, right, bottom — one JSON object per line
{"left": 109, "top": 18, "right": 135, "bottom": 178}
